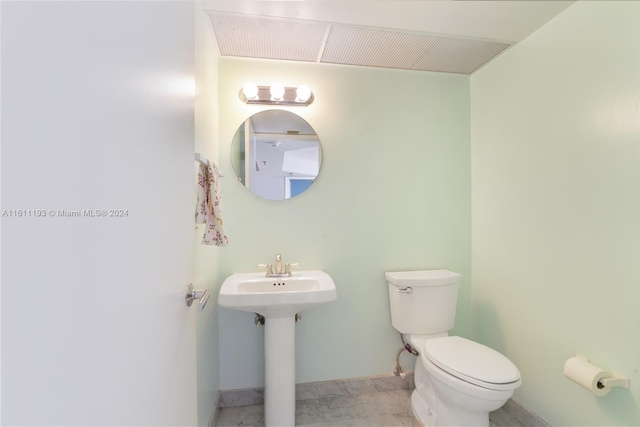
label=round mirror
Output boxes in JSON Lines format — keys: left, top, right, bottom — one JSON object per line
{"left": 230, "top": 110, "right": 322, "bottom": 200}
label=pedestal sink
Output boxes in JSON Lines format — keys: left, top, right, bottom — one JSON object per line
{"left": 219, "top": 270, "right": 337, "bottom": 427}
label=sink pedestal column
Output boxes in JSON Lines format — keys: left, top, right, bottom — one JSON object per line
{"left": 264, "top": 316, "right": 296, "bottom": 427}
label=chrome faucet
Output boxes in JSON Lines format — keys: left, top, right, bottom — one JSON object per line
{"left": 258, "top": 253, "right": 299, "bottom": 277}
{"left": 275, "top": 253, "right": 283, "bottom": 275}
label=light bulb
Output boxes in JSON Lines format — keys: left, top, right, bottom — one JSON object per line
{"left": 270, "top": 83, "right": 285, "bottom": 100}
{"left": 296, "top": 85, "right": 311, "bottom": 102}
{"left": 242, "top": 82, "right": 259, "bottom": 100}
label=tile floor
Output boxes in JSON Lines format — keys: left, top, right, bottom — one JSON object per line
{"left": 214, "top": 388, "right": 525, "bottom": 426}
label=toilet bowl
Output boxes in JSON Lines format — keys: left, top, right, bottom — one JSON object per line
{"left": 419, "top": 335, "right": 521, "bottom": 426}
{"left": 386, "top": 270, "right": 521, "bottom": 427}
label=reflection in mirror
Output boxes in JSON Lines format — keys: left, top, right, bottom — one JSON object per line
{"left": 231, "top": 110, "right": 322, "bottom": 200}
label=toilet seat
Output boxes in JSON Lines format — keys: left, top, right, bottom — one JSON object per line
{"left": 423, "top": 336, "right": 522, "bottom": 391}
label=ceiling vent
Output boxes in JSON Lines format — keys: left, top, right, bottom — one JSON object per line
{"left": 209, "top": 12, "right": 511, "bottom": 74}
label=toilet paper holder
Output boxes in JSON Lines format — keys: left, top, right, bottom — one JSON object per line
{"left": 596, "top": 371, "right": 630, "bottom": 390}
{"left": 565, "top": 355, "right": 630, "bottom": 395}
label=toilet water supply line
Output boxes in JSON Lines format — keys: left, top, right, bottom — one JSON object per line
{"left": 393, "top": 333, "right": 418, "bottom": 379}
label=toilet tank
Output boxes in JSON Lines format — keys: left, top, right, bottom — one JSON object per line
{"left": 386, "top": 270, "right": 461, "bottom": 335}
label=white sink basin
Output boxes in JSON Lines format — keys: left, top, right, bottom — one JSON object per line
{"left": 218, "top": 270, "right": 337, "bottom": 317}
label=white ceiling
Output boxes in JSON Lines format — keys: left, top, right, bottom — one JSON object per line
{"left": 201, "top": 1, "right": 575, "bottom": 74}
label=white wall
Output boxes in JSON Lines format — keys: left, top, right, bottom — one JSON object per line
{"left": 194, "top": 4, "right": 221, "bottom": 426}
{"left": 471, "top": 2, "right": 640, "bottom": 425}
{"left": 217, "top": 58, "right": 471, "bottom": 390}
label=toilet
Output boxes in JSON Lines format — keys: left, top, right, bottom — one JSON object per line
{"left": 386, "top": 270, "right": 521, "bottom": 427}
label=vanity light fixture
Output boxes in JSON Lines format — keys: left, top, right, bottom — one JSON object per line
{"left": 239, "top": 82, "right": 314, "bottom": 106}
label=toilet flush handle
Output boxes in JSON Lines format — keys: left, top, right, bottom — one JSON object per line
{"left": 395, "top": 287, "right": 413, "bottom": 294}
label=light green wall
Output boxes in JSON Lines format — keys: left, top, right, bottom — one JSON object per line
{"left": 471, "top": 2, "right": 640, "bottom": 426}
{"left": 217, "top": 58, "right": 471, "bottom": 389}
{"left": 194, "top": 5, "right": 221, "bottom": 426}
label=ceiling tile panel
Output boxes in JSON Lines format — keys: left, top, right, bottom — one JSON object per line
{"left": 321, "top": 26, "right": 437, "bottom": 70}
{"left": 412, "top": 37, "right": 511, "bottom": 74}
{"left": 210, "top": 14, "right": 328, "bottom": 62}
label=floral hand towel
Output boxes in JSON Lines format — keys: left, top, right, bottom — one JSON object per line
{"left": 196, "top": 161, "right": 229, "bottom": 246}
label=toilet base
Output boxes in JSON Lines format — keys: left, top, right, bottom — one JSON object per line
{"left": 411, "top": 386, "right": 491, "bottom": 427}
{"left": 411, "top": 389, "right": 436, "bottom": 427}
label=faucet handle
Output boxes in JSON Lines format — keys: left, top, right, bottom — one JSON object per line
{"left": 285, "top": 263, "right": 299, "bottom": 276}
{"left": 257, "top": 263, "right": 273, "bottom": 276}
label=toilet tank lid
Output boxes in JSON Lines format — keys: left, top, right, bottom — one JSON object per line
{"left": 385, "top": 270, "right": 461, "bottom": 287}
{"left": 424, "top": 336, "right": 521, "bottom": 387}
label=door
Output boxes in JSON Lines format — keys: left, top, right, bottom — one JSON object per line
{"left": 1, "top": 2, "right": 197, "bottom": 425}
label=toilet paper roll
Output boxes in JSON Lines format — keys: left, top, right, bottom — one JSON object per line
{"left": 563, "top": 357, "right": 612, "bottom": 396}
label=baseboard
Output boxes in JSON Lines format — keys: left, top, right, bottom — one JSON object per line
{"left": 219, "top": 372, "right": 415, "bottom": 408}
{"left": 208, "top": 391, "right": 221, "bottom": 427}
{"left": 504, "top": 398, "right": 550, "bottom": 427}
